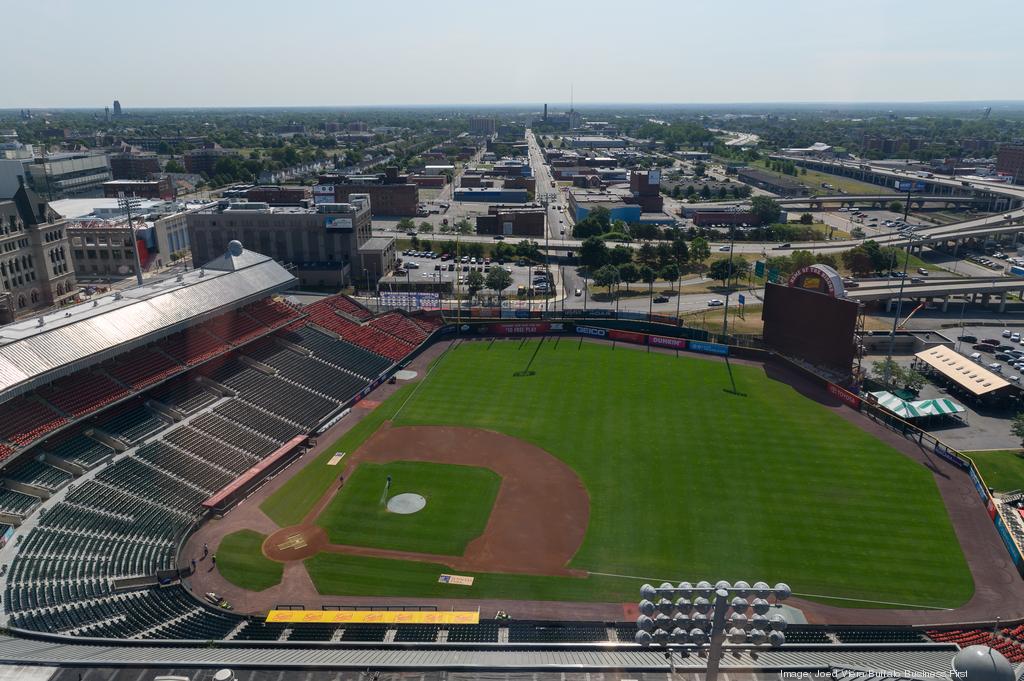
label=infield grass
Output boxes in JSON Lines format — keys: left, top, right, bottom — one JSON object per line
{"left": 217, "top": 530, "right": 283, "bottom": 592}
{"left": 317, "top": 461, "right": 500, "bottom": 554}
{"left": 254, "top": 339, "right": 973, "bottom": 608}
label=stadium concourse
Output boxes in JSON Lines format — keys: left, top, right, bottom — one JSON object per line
{"left": 0, "top": 242, "right": 1021, "bottom": 677}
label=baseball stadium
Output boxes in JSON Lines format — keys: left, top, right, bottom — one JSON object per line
{"left": 0, "top": 241, "right": 1023, "bottom": 678}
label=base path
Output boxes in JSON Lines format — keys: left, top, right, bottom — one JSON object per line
{"left": 267, "top": 424, "right": 591, "bottom": 576}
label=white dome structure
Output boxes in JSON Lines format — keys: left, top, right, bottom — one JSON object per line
{"left": 951, "top": 645, "right": 1015, "bottom": 681}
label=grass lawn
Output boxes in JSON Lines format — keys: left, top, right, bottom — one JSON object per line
{"left": 752, "top": 160, "right": 891, "bottom": 196}
{"left": 257, "top": 341, "right": 973, "bottom": 608}
{"left": 316, "top": 461, "right": 501, "bottom": 555}
{"left": 965, "top": 450, "right": 1024, "bottom": 493}
{"left": 217, "top": 530, "right": 283, "bottom": 591}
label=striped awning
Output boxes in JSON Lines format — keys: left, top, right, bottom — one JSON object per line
{"left": 869, "top": 391, "right": 965, "bottom": 419}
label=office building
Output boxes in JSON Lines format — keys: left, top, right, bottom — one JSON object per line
{"left": 996, "top": 144, "right": 1024, "bottom": 184}
{"left": 109, "top": 152, "right": 160, "bottom": 180}
{"left": 627, "top": 170, "right": 664, "bottom": 212}
{"left": 468, "top": 117, "right": 496, "bottom": 135}
{"left": 112, "top": 100, "right": 122, "bottom": 116}
{"left": 0, "top": 154, "right": 113, "bottom": 199}
{"left": 221, "top": 185, "right": 311, "bottom": 205}
{"left": 567, "top": 188, "right": 642, "bottom": 223}
{"left": 317, "top": 168, "right": 419, "bottom": 217}
{"left": 565, "top": 136, "right": 628, "bottom": 149}
{"left": 475, "top": 206, "right": 545, "bottom": 237}
{"left": 0, "top": 179, "right": 76, "bottom": 322}
{"left": 187, "top": 195, "right": 393, "bottom": 288}
{"left": 183, "top": 146, "right": 237, "bottom": 176}
{"left": 453, "top": 187, "right": 529, "bottom": 203}
{"left": 102, "top": 178, "right": 175, "bottom": 201}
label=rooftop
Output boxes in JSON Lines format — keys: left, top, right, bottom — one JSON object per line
{"left": 914, "top": 347, "right": 1011, "bottom": 396}
{"left": 0, "top": 242, "right": 296, "bottom": 402}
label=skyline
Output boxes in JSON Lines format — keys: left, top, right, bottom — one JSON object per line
{"left": 3, "top": 0, "right": 1022, "bottom": 108}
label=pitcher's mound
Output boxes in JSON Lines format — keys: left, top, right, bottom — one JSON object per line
{"left": 387, "top": 493, "right": 426, "bottom": 514}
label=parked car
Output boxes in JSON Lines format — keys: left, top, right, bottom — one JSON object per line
{"left": 653, "top": 295, "right": 669, "bottom": 303}
{"left": 959, "top": 335, "right": 978, "bottom": 343}
{"left": 1003, "top": 329, "right": 1012, "bottom": 338}
{"left": 980, "top": 338, "right": 1000, "bottom": 346}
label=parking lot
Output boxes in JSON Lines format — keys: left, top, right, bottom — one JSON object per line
{"left": 381, "top": 250, "right": 559, "bottom": 298}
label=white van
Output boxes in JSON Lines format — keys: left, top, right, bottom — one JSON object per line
{"left": 988, "top": 362, "right": 1003, "bottom": 373}
{"left": 969, "top": 352, "right": 982, "bottom": 361}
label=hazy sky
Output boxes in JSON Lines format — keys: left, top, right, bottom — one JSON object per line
{"left": 3, "top": 0, "right": 1022, "bottom": 108}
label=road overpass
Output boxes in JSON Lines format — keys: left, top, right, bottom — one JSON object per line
{"left": 847, "top": 275, "right": 1024, "bottom": 312}
{"left": 776, "top": 194, "right": 991, "bottom": 209}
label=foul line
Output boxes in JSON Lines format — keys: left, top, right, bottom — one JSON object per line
{"left": 586, "top": 571, "right": 952, "bottom": 611}
{"left": 391, "top": 339, "right": 459, "bottom": 422}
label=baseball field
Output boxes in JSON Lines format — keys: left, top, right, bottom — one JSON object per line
{"left": 218, "top": 338, "right": 974, "bottom": 609}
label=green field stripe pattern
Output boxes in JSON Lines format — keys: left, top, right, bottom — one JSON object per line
{"left": 217, "top": 530, "right": 283, "bottom": 592}
{"left": 317, "top": 461, "right": 501, "bottom": 555}
{"left": 260, "top": 340, "right": 973, "bottom": 608}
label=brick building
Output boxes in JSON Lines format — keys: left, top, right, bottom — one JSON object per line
{"left": 318, "top": 167, "right": 418, "bottom": 217}
{"left": 183, "top": 146, "right": 236, "bottom": 176}
{"left": 996, "top": 145, "right": 1024, "bottom": 184}
{"left": 102, "top": 178, "right": 175, "bottom": 201}
{"left": 109, "top": 152, "right": 160, "bottom": 180}
{"left": 222, "top": 185, "right": 311, "bottom": 205}
{"left": 626, "top": 170, "right": 663, "bottom": 212}
{"left": 475, "top": 206, "right": 545, "bottom": 237}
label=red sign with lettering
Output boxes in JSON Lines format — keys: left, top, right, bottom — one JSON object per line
{"left": 827, "top": 382, "right": 862, "bottom": 409}
{"left": 608, "top": 329, "right": 647, "bottom": 345}
{"left": 649, "top": 335, "right": 687, "bottom": 350}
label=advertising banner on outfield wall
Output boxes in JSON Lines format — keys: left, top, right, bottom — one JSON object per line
{"left": 649, "top": 335, "right": 687, "bottom": 350}
{"left": 608, "top": 329, "right": 647, "bottom": 345}
{"left": 988, "top": 498, "right": 998, "bottom": 520}
{"left": 933, "top": 442, "right": 971, "bottom": 471}
{"left": 968, "top": 465, "right": 990, "bottom": 503}
{"left": 994, "top": 514, "right": 1024, "bottom": 575}
{"left": 488, "top": 322, "right": 553, "bottom": 335}
{"left": 827, "top": 383, "right": 862, "bottom": 409}
{"left": 688, "top": 340, "right": 729, "bottom": 356}
{"left": 576, "top": 325, "right": 607, "bottom": 338}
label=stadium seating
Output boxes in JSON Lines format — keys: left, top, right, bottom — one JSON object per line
{"left": 782, "top": 628, "right": 833, "bottom": 644}
{"left": 203, "top": 310, "right": 270, "bottom": 347}
{"left": 233, "top": 620, "right": 290, "bottom": 641}
{"left": 134, "top": 441, "right": 235, "bottom": 494}
{"left": 37, "top": 372, "right": 131, "bottom": 418}
{"left": 834, "top": 629, "right": 926, "bottom": 643}
{"left": 208, "top": 359, "right": 337, "bottom": 429}
{"left": 0, "top": 396, "right": 66, "bottom": 447}
{"left": 2, "top": 458, "right": 73, "bottom": 491}
{"left": 339, "top": 624, "right": 389, "bottom": 642}
{"left": 149, "top": 378, "right": 219, "bottom": 415}
{"left": 158, "top": 327, "right": 230, "bottom": 366}
{"left": 92, "top": 401, "right": 167, "bottom": 444}
{"left": 286, "top": 326, "right": 392, "bottom": 380}
{"left": 393, "top": 624, "right": 441, "bottom": 642}
{"left": 286, "top": 624, "right": 340, "bottom": 642}
{"left": 162, "top": 425, "right": 261, "bottom": 475}
{"left": 213, "top": 400, "right": 302, "bottom": 444}
{"left": 0, "top": 487, "right": 40, "bottom": 516}
{"left": 245, "top": 344, "right": 366, "bottom": 405}
{"left": 43, "top": 431, "right": 115, "bottom": 469}
{"left": 370, "top": 312, "right": 431, "bottom": 345}
{"left": 508, "top": 621, "right": 608, "bottom": 643}
{"left": 302, "top": 300, "right": 414, "bottom": 361}
{"left": 927, "top": 630, "right": 1024, "bottom": 663}
{"left": 445, "top": 622, "right": 501, "bottom": 643}
{"left": 242, "top": 298, "right": 304, "bottom": 327}
{"left": 190, "top": 412, "right": 280, "bottom": 458}
{"left": 104, "top": 347, "right": 182, "bottom": 390}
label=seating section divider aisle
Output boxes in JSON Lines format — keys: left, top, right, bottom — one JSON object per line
{"left": 0, "top": 296, "right": 447, "bottom": 641}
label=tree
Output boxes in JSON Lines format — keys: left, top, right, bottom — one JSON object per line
{"left": 618, "top": 262, "right": 639, "bottom": 294}
{"left": 164, "top": 159, "right": 185, "bottom": 173}
{"left": 709, "top": 257, "right": 749, "bottom": 287}
{"left": 694, "top": 161, "right": 707, "bottom": 177}
{"left": 799, "top": 213, "right": 814, "bottom": 225}
{"left": 579, "top": 236, "right": 610, "bottom": 269}
{"left": 637, "top": 242, "right": 658, "bottom": 268}
{"left": 397, "top": 217, "right": 416, "bottom": 233}
{"left": 751, "top": 196, "right": 782, "bottom": 226}
{"left": 466, "top": 270, "right": 484, "bottom": 299}
{"left": 689, "top": 236, "right": 711, "bottom": 272}
{"left": 660, "top": 263, "right": 681, "bottom": 290}
{"left": 889, "top": 201, "right": 904, "bottom": 213}
{"left": 1012, "top": 413, "right": 1024, "bottom": 448}
{"left": 842, "top": 245, "right": 875, "bottom": 277}
{"left": 455, "top": 219, "right": 474, "bottom": 235}
{"left": 790, "top": 250, "right": 816, "bottom": 270}
{"left": 514, "top": 240, "right": 541, "bottom": 262}
{"left": 656, "top": 243, "right": 674, "bottom": 270}
{"left": 671, "top": 238, "right": 689, "bottom": 268}
{"left": 592, "top": 264, "right": 620, "bottom": 297}
{"left": 485, "top": 266, "right": 513, "bottom": 304}
{"left": 850, "top": 226, "right": 866, "bottom": 239}
{"left": 609, "top": 245, "right": 633, "bottom": 266}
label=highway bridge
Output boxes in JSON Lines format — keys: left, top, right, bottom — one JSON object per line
{"left": 847, "top": 276, "right": 1024, "bottom": 312}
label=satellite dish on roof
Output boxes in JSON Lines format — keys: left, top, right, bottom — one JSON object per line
{"left": 228, "top": 240, "right": 244, "bottom": 257}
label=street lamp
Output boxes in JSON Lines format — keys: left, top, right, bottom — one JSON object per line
{"left": 721, "top": 206, "right": 743, "bottom": 338}
{"left": 636, "top": 580, "right": 789, "bottom": 681}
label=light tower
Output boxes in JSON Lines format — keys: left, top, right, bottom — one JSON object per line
{"left": 635, "top": 580, "right": 790, "bottom": 681}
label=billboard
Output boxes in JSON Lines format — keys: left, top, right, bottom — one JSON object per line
{"left": 313, "top": 184, "right": 335, "bottom": 206}
{"left": 688, "top": 340, "right": 729, "bottom": 356}
{"left": 968, "top": 465, "right": 990, "bottom": 503}
{"left": 608, "top": 329, "right": 647, "bottom": 345}
{"left": 380, "top": 291, "right": 440, "bottom": 310}
{"left": 576, "top": 325, "right": 607, "bottom": 338}
{"left": 994, "top": 514, "right": 1024, "bottom": 574}
{"left": 325, "top": 216, "right": 353, "bottom": 231}
{"left": 266, "top": 610, "right": 479, "bottom": 624}
{"left": 827, "top": 382, "right": 862, "bottom": 409}
{"left": 933, "top": 442, "right": 970, "bottom": 471}
{"left": 649, "top": 334, "right": 687, "bottom": 350}
{"left": 489, "top": 322, "right": 554, "bottom": 335}
{"left": 762, "top": 283, "right": 859, "bottom": 375}
{"left": 893, "top": 180, "right": 926, "bottom": 192}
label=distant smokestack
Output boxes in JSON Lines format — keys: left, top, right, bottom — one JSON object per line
{"left": 543, "top": 103, "right": 547, "bottom": 121}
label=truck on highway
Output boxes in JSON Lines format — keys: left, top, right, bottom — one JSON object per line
{"left": 1010, "top": 265, "right": 1024, "bottom": 278}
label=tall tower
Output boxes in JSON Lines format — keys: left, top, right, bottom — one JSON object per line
{"left": 543, "top": 103, "right": 547, "bottom": 121}
{"left": 104, "top": 106, "right": 110, "bottom": 122}
{"left": 113, "top": 100, "right": 122, "bottom": 117}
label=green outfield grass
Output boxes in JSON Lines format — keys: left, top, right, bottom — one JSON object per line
{"left": 217, "top": 530, "right": 283, "bottom": 591}
{"left": 317, "top": 461, "right": 501, "bottom": 554}
{"left": 249, "top": 340, "right": 973, "bottom": 608}
{"left": 965, "top": 450, "right": 1024, "bottom": 493}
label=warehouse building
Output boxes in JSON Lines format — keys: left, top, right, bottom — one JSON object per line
{"left": 737, "top": 167, "right": 809, "bottom": 197}
{"left": 475, "top": 206, "right": 545, "bottom": 237}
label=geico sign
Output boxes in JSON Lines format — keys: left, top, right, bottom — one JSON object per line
{"left": 576, "top": 326, "right": 607, "bottom": 337}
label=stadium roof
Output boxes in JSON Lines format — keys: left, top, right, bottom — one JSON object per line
{"left": 0, "top": 243, "right": 296, "bottom": 403}
{"left": 0, "top": 636, "right": 959, "bottom": 673}
{"left": 914, "top": 347, "right": 1011, "bottom": 396}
